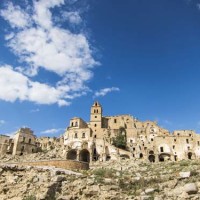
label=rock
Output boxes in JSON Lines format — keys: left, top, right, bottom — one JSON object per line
{"left": 179, "top": 171, "right": 190, "bottom": 178}
{"left": 110, "top": 185, "right": 119, "bottom": 191}
{"left": 154, "top": 197, "right": 163, "bottom": 200}
{"left": 116, "top": 172, "right": 121, "bottom": 176}
{"left": 32, "top": 176, "right": 39, "bottom": 183}
{"left": 104, "top": 178, "right": 112, "bottom": 184}
{"left": 84, "top": 190, "right": 99, "bottom": 197}
{"left": 140, "top": 195, "right": 151, "bottom": 200}
{"left": 57, "top": 195, "right": 72, "bottom": 200}
{"left": 184, "top": 183, "right": 198, "bottom": 194}
{"left": 145, "top": 188, "right": 155, "bottom": 194}
{"left": 52, "top": 175, "right": 66, "bottom": 182}
{"left": 87, "top": 178, "right": 95, "bottom": 185}
{"left": 134, "top": 176, "right": 141, "bottom": 181}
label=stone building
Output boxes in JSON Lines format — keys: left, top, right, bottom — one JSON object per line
{"left": 0, "top": 127, "right": 38, "bottom": 156}
{"left": 37, "top": 136, "right": 64, "bottom": 151}
{"left": 0, "top": 135, "right": 10, "bottom": 155}
{"left": 64, "top": 101, "right": 200, "bottom": 163}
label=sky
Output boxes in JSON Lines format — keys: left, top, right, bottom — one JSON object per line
{"left": 1, "top": 0, "right": 200, "bottom": 136}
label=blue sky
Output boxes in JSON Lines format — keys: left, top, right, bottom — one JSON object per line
{"left": 1, "top": 0, "right": 200, "bottom": 136}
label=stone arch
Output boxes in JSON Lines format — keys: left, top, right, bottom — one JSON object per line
{"left": 149, "top": 150, "right": 154, "bottom": 155}
{"left": 20, "top": 146, "right": 25, "bottom": 156}
{"left": 105, "top": 146, "right": 110, "bottom": 161}
{"left": 67, "top": 149, "right": 77, "bottom": 160}
{"left": 120, "top": 154, "right": 130, "bottom": 159}
{"left": 93, "top": 147, "right": 98, "bottom": 161}
{"left": 148, "top": 154, "right": 155, "bottom": 162}
{"left": 188, "top": 152, "right": 192, "bottom": 160}
{"left": 79, "top": 149, "right": 90, "bottom": 162}
{"left": 159, "top": 153, "right": 171, "bottom": 162}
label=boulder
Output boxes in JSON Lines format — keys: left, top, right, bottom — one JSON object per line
{"left": 145, "top": 188, "right": 155, "bottom": 194}
{"left": 179, "top": 171, "right": 190, "bottom": 178}
{"left": 184, "top": 183, "right": 198, "bottom": 194}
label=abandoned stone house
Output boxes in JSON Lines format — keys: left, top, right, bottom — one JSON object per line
{"left": 64, "top": 101, "right": 200, "bottom": 163}
{"left": 0, "top": 128, "right": 38, "bottom": 156}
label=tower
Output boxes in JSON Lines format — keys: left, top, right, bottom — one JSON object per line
{"left": 90, "top": 101, "right": 102, "bottom": 130}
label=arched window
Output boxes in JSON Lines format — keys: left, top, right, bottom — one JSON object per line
{"left": 94, "top": 124, "right": 97, "bottom": 127}
{"left": 82, "top": 133, "right": 85, "bottom": 138}
{"left": 75, "top": 133, "right": 78, "bottom": 138}
{"left": 29, "top": 138, "right": 31, "bottom": 144}
{"left": 75, "top": 122, "right": 78, "bottom": 127}
{"left": 96, "top": 109, "right": 98, "bottom": 113}
{"left": 71, "top": 122, "right": 74, "bottom": 127}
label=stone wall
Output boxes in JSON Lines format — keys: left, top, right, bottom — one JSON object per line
{"left": 0, "top": 135, "right": 10, "bottom": 155}
{"left": 9, "top": 159, "right": 89, "bottom": 170}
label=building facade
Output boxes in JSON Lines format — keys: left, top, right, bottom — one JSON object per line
{"left": 64, "top": 101, "right": 200, "bottom": 163}
{"left": 0, "top": 128, "right": 38, "bottom": 156}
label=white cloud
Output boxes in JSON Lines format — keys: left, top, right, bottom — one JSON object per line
{"left": 0, "top": 2, "right": 31, "bottom": 28}
{"left": 62, "top": 11, "right": 82, "bottom": 24}
{"left": 0, "top": 0, "right": 98, "bottom": 106}
{"left": 33, "top": 0, "right": 65, "bottom": 29}
{"left": 30, "top": 108, "right": 40, "bottom": 113}
{"left": 0, "top": 120, "right": 6, "bottom": 126}
{"left": 94, "top": 87, "right": 120, "bottom": 98}
{"left": 9, "top": 27, "right": 97, "bottom": 76}
{"left": 41, "top": 128, "right": 64, "bottom": 134}
{"left": 0, "top": 65, "right": 71, "bottom": 106}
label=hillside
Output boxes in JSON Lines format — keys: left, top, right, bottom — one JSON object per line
{"left": 0, "top": 158, "right": 200, "bottom": 199}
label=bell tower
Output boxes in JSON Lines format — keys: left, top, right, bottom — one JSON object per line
{"left": 90, "top": 101, "right": 102, "bottom": 129}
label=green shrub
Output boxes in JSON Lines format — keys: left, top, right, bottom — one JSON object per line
{"left": 93, "top": 168, "right": 115, "bottom": 178}
{"left": 112, "top": 127, "right": 127, "bottom": 149}
{"left": 23, "top": 195, "right": 36, "bottom": 200}
{"left": 191, "top": 170, "right": 198, "bottom": 177}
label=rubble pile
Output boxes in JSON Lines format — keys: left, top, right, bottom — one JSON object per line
{"left": 0, "top": 159, "right": 200, "bottom": 199}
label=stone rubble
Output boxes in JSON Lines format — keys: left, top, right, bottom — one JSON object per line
{"left": 0, "top": 158, "right": 200, "bottom": 199}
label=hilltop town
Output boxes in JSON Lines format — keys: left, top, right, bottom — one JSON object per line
{"left": 0, "top": 102, "right": 200, "bottom": 199}
{"left": 1, "top": 101, "right": 200, "bottom": 164}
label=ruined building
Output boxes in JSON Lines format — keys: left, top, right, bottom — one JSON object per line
{"left": 0, "top": 128, "right": 38, "bottom": 156}
{"left": 64, "top": 101, "right": 200, "bottom": 163}
{"left": 1, "top": 101, "right": 200, "bottom": 163}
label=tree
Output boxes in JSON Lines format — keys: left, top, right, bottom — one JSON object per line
{"left": 112, "top": 127, "right": 127, "bottom": 149}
